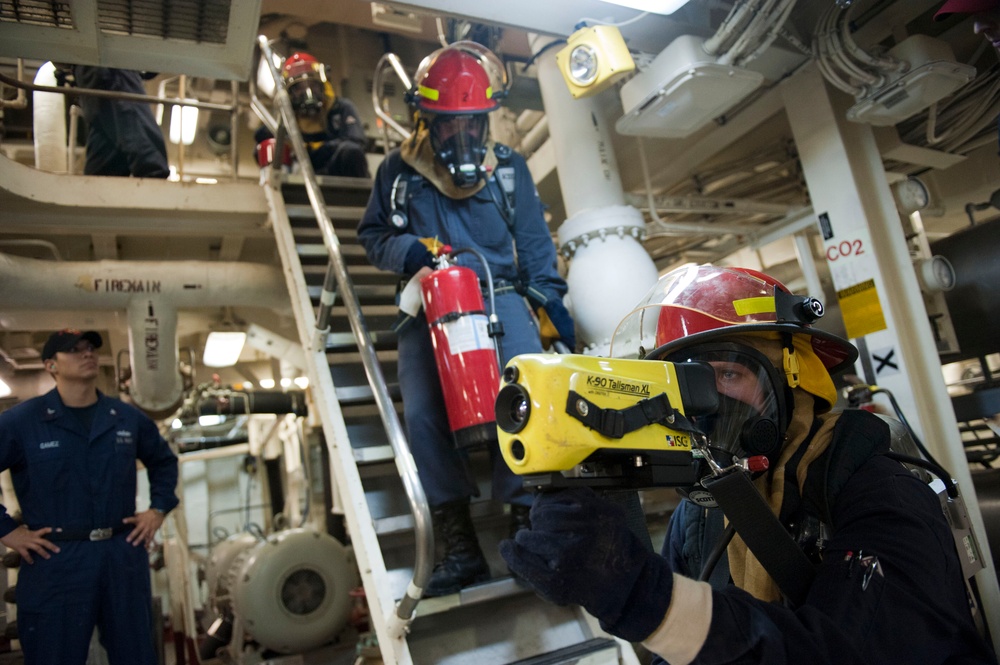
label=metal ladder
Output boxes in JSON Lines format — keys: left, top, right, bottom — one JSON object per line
{"left": 257, "top": 36, "right": 639, "bottom": 665}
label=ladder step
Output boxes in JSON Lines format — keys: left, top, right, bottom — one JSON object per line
{"left": 353, "top": 444, "right": 394, "bottom": 464}
{"left": 286, "top": 203, "right": 368, "bottom": 221}
{"left": 307, "top": 283, "right": 396, "bottom": 303}
{"left": 297, "top": 243, "right": 367, "bottom": 259}
{"left": 325, "top": 330, "right": 398, "bottom": 351}
{"left": 507, "top": 638, "right": 621, "bottom": 665}
{"left": 333, "top": 382, "right": 401, "bottom": 405}
{"left": 412, "top": 576, "right": 533, "bottom": 618}
{"left": 293, "top": 225, "right": 359, "bottom": 241}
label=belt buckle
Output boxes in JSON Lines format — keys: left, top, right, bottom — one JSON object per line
{"left": 89, "top": 528, "right": 112, "bottom": 541}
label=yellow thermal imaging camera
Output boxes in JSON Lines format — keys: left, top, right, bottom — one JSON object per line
{"left": 495, "top": 354, "right": 719, "bottom": 490}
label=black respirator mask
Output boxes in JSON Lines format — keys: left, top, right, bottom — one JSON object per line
{"left": 666, "top": 342, "right": 790, "bottom": 468}
{"left": 289, "top": 80, "right": 326, "bottom": 117}
{"left": 429, "top": 113, "right": 490, "bottom": 188}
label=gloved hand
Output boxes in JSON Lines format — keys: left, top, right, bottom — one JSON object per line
{"left": 538, "top": 298, "right": 576, "bottom": 351}
{"left": 499, "top": 488, "right": 674, "bottom": 642}
{"left": 403, "top": 241, "right": 437, "bottom": 275}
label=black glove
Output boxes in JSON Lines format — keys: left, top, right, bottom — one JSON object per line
{"left": 402, "top": 241, "right": 436, "bottom": 275}
{"left": 540, "top": 298, "right": 576, "bottom": 351}
{"left": 499, "top": 488, "right": 674, "bottom": 642}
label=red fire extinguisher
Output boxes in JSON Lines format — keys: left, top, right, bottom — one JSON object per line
{"left": 420, "top": 246, "right": 503, "bottom": 449}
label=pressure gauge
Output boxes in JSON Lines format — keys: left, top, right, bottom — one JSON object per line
{"left": 568, "top": 44, "right": 599, "bottom": 86}
{"left": 894, "top": 177, "right": 930, "bottom": 213}
{"left": 915, "top": 255, "right": 957, "bottom": 292}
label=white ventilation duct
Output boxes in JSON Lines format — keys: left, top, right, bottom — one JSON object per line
{"left": 530, "top": 35, "right": 659, "bottom": 354}
{"left": 0, "top": 253, "right": 288, "bottom": 415}
{"left": 33, "top": 62, "right": 67, "bottom": 173}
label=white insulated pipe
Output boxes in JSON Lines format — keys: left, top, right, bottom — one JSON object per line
{"left": 33, "top": 62, "right": 67, "bottom": 173}
{"left": 127, "top": 297, "right": 183, "bottom": 415}
{"left": 529, "top": 34, "right": 659, "bottom": 353}
{"left": 0, "top": 254, "right": 287, "bottom": 310}
{"left": 530, "top": 34, "right": 626, "bottom": 217}
{"left": 0, "top": 253, "right": 288, "bottom": 415}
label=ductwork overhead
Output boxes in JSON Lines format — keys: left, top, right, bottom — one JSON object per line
{"left": 0, "top": 252, "right": 289, "bottom": 415}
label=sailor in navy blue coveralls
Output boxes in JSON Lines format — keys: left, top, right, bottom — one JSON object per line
{"left": 359, "top": 147, "right": 566, "bottom": 509}
{"left": 0, "top": 330, "right": 178, "bottom": 665}
{"left": 71, "top": 66, "right": 170, "bottom": 179}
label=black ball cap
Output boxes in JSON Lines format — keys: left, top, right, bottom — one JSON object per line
{"left": 41, "top": 329, "right": 103, "bottom": 361}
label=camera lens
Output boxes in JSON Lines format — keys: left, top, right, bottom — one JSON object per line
{"left": 495, "top": 384, "right": 530, "bottom": 433}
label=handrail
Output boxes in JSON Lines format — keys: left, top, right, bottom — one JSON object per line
{"left": 257, "top": 36, "right": 433, "bottom": 634}
{"left": 0, "top": 69, "right": 241, "bottom": 181}
{"left": 0, "top": 70, "right": 232, "bottom": 111}
{"left": 0, "top": 59, "right": 27, "bottom": 109}
{"left": 372, "top": 53, "right": 413, "bottom": 155}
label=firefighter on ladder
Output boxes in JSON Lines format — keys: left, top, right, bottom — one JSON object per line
{"left": 358, "top": 41, "right": 576, "bottom": 597}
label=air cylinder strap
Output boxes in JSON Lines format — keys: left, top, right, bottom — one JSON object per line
{"left": 701, "top": 470, "right": 817, "bottom": 607}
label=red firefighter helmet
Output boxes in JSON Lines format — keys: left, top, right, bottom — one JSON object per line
{"left": 282, "top": 52, "right": 333, "bottom": 115}
{"left": 610, "top": 264, "right": 857, "bottom": 408}
{"left": 409, "top": 41, "right": 506, "bottom": 114}
{"left": 282, "top": 52, "right": 326, "bottom": 85}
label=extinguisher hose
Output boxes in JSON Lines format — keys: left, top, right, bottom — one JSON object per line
{"left": 448, "top": 247, "right": 505, "bottom": 369}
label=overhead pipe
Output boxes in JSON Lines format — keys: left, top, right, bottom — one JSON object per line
{"left": 198, "top": 390, "right": 308, "bottom": 416}
{"left": 0, "top": 253, "right": 288, "bottom": 415}
{"left": 529, "top": 34, "right": 659, "bottom": 354}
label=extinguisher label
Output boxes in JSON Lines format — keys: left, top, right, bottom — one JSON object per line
{"left": 444, "top": 314, "right": 495, "bottom": 354}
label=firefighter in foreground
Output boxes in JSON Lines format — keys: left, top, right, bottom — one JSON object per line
{"left": 501, "top": 264, "right": 996, "bottom": 664}
{"left": 0, "top": 329, "right": 179, "bottom": 665}
{"left": 256, "top": 51, "right": 370, "bottom": 178}
{"left": 358, "top": 42, "right": 574, "bottom": 596}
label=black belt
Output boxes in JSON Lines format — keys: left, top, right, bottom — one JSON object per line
{"left": 45, "top": 525, "right": 133, "bottom": 542}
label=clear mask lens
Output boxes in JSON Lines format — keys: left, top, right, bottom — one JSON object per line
{"left": 667, "top": 346, "right": 782, "bottom": 463}
{"left": 290, "top": 80, "right": 325, "bottom": 115}
{"left": 429, "top": 114, "right": 489, "bottom": 187}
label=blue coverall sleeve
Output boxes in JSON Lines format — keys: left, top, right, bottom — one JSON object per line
{"left": 358, "top": 152, "right": 422, "bottom": 274}
{"left": 507, "top": 153, "right": 567, "bottom": 303}
{"left": 334, "top": 98, "right": 368, "bottom": 145}
{"left": 135, "top": 413, "right": 179, "bottom": 515}
{"left": 654, "top": 456, "right": 993, "bottom": 664}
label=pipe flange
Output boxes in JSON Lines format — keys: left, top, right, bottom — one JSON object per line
{"left": 559, "top": 225, "right": 647, "bottom": 260}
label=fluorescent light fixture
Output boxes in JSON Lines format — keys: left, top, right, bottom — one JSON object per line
{"left": 199, "top": 415, "right": 224, "bottom": 427}
{"left": 595, "top": 0, "right": 692, "bottom": 14}
{"left": 259, "top": 378, "right": 276, "bottom": 389}
{"left": 0, "top": 378, "right": 11, "bottom": 398}
{"left": 203, "top": 331, "right": 246, "bottom": 368}
{"left": 169, "top": 100, "right": 199, "bottom": 145}
{"left": 256, "top": 53, "right": 283, "bottom": 98}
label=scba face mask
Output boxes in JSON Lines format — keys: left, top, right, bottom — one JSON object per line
{"left": 429, "top": 113, "right": 490, "bottom": 188}
{"left": 666, "top": 342, "right": 789, "bottom": 467}
{"left": 289, "top": 80, "right": 327, "bottom": 117}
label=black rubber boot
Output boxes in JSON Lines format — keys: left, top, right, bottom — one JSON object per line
{"left": 424, "top": 500, "right": 491, "bottom": 597}
{"left": 508, "top": 504, "right": 532, "bottom": 540}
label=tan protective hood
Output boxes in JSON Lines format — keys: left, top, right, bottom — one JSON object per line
{"left": 400, "top": 124, "right": 498, "bottom": 200}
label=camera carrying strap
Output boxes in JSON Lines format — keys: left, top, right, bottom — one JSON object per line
{"left": 566, "top": 391, "right": 700, "bottom": 439}
{"left": 701, "top": 470, "right": 816, "bottom": 608}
